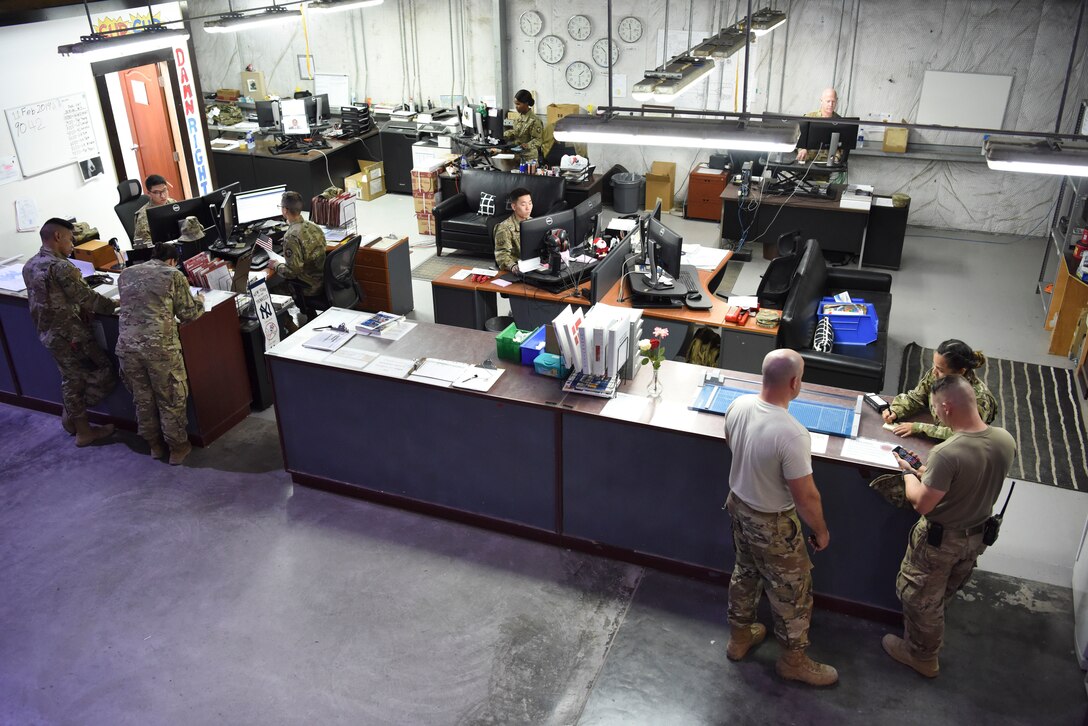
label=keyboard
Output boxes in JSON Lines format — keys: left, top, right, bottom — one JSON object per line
{"left": 679, "top": 267, "right": 714, "bottom": 310}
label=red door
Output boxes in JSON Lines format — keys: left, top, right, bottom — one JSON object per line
{"left": 120, "top": 64, "right": 183, "bottom": 196}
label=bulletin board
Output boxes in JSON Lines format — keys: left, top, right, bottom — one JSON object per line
{"left": 4, "top": 93, "right": 99, "bottom": 178}
{"left": 917, "top": 71, "right": 1012, "bottom": 129}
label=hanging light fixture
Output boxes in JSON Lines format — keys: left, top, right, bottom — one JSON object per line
{"left": 632, "top": 56, "right": 716, "bottom": 104}
{"left": 554, "top": 114, "right": 799, "bottom": 152}
{"left": 307, "top": 0, "right": 383, "bottom": 13}
{"left": 747, "top": 7, "right": 787, "bottom": 36}
{"left": 204, "top": 3, "right": 302, "bottom": 34}
{"left": 985, "top": 138, "right": 1088, "bottom": 177}
{"left": 58, "top": 1, "right": 188, "bottom": 58}
{"left": 689, "top": 26, "right": 749, "bottom": 59}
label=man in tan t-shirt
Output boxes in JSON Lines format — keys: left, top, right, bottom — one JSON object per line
{"left": 884, "top": 374, "right": 1016, "bottom": 678}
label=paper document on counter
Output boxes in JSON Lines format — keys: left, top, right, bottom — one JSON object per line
{"left": 0, "top": 261, "right": 26, "bottom": 291}
{"left": 303, "top": 328, "right": 355, "bottom": 352}
{"left": 451, "top": 366, "right": 504, "bottom": 392}
{"left": 681, "top": 245, "right": 730, "bottom": 270}
{"left": 809, "top": 432, "right": 829, "bottom": 455}
{"left": 451, "top": 268, "right": 472, "bottom": 280}
{"left": 201, "top": 289, "right": 235, "bottom": 311}
{"left": 839, "top": 437, "right": 897, "bottom": 467}
{"left": 326, "top": 345, "right": 377, "bottom": 369}
{"left": 364, "top": 355, "right": 418, "bottom": 378}
{"left": 411, "top": 358, "right": 469, "bottom": 384}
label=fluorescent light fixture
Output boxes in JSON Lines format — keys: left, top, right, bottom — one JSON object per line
{"left": 307, "top": 0, "right": 383, "bottom": 12}
{"left": 690, "top": 27, "right": 749, "bottom": 59}
{"left": 632, "top": 57, "right": 716, "bottom": 104}
{"left": 555, "top": 114, "right": 799, "bottom": 152}
{"left": 748, "top": 8, "right": 787, "bottom": 36}
{"left": 986, "top": 138, "right": 1088, "bottom": 177}
{"left": 58, "top": 26, "right": 190, "bottom": 59}
{"left": 204, "top": 6, "right": 302, "bottom": 33}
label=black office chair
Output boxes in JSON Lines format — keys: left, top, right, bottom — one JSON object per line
{"left": 114, "top": 179, "right": 148, "bottom": 245}
{"left": 288, "top": 236, "right": 364, "bottom": 319}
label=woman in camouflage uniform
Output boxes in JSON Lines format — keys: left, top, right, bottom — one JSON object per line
{"left": 503, "top": 89, "right": 543, "bottom": 165}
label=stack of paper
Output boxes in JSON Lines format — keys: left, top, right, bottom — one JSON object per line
{"left": 182, "top": 252, "right": 233, "bottom": 290}
{"left": 839, "top": 184, "right": 874, "bottom": 211}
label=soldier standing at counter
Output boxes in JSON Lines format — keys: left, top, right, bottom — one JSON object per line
{"left": 22, "top": 218, "right": 119, "bottom": 446}
{"left": 116, "top": 242, "right": 205, "bottom": 465}
{"left": 722, "top": 349, "right": 838, "bottom": 687}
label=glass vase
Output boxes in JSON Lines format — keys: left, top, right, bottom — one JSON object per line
{"left": 646, "top": 366, "right": 663, "bottom": 397}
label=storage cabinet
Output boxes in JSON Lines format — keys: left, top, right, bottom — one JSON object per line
{"left": 685, "top": 165, "right": 729, "bottom": 221}
{"left": 353, "top": 236, "right": 414, "bottom": 314}
{"left": 1041, "top": 175, "right": 1088, "bottom": 356}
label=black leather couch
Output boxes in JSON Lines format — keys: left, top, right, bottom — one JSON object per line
{"left": 433, "top": 168, "right": 567, "bottom": 258}
{"left": 777, "top": 239, "right": 893, "bottom": 391}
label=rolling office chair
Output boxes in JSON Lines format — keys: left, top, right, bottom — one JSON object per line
{"left": 287, "top": 236, "right": 364, "bottom": 320}
{"left": 114, "top": 179, "right": 148, "bottom": 245}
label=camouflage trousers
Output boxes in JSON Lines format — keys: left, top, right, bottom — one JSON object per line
{"left": 897, "top": 518, "right": 987, "bottom": 660}
{"left": 726, "top": 493, "right": 814, "bottom": 650}
{"left": 47, "top": 336, "right": 117, "bottom": 419}
{"left": 118, "top": 351, "right": 190, "bottom": 448}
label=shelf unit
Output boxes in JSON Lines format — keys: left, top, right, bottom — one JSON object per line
{"left": 1041, "top": 175, "right": 1088, "bottom": 356}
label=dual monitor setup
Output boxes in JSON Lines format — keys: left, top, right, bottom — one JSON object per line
{"left": 255, "top": 94, "right": 332, "bottom": 154}
{"left": 146, "top": 182, "right": 287, "bottom": 253}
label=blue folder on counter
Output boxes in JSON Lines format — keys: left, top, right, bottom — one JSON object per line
{"left": 690, "top": 384, "right": 860, "bottom": 438}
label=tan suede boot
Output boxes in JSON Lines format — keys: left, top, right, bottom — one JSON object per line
{"left": 882, "top": 634, "right": 939, "bottom": 678}
{"left": 168, "top": 441, "right": 192, "bottom": 466}
{"left": 776, "top": 648, "right": 839, "bottom": 686}
{"left": 726, "top": 623, "right": 767, "bottom": 661}
{"left": 73, "top": 417, "right": 114, "bottom": 447}
{"left": 60, "top": 408, "right": 75, "bottom": 435}
{"left": 149, "top": 440, "right": 168, "bottom": 460}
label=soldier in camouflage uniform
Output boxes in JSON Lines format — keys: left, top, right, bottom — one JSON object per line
{"left": 22, "top": 218, "right": 119, "bottom": 446}
{"left": 883, "top": 375, "right": 1016, "bottom": 678}
{"left": 796, "top": 88, "right": 842, "bottom": 164}
{"left": 266, "top": 190, "right": 326, "bottom": 307}
{"left": 116, "top": 243, "right": 204, "bottom": 465}
{"left": 871, "top": 339, "right": 999, "bottom": 508}
{"left": 722, "top": 349, "right": 838, "bottom": 686}
{"left": 133, "top": 174, "right": 178, "bottom": 247}
{"left": 493, "top": 188, "right": 534, "bottom": 272}
{"left": 503, "top": 89, "right": 543, "bottom": 164}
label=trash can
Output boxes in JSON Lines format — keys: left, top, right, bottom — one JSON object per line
{"left": 485, "top": 315, "right": 515, "bottom": 332}
{"left": 611, "top": 173, "right": 643, "bottom": 214}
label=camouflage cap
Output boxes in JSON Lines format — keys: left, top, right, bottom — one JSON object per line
{"left": 177, "top": 216, "right": 205, "bottom": 242}
{"left": 320, "top": 186, "right": 344, "bottom": 199}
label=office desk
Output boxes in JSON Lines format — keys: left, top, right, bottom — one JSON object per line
{"left": 267, "top": 312, "right": 929, "bottom": 621}
{"left": 563, "top": 173, "right": 604, "bottom": 208}
{"left": 719, "top": 184, "right": 869, "bottom": 260}
{"left": 211, "top": 132, "right": 379, "bottom": 211}
{"left": 0, "top": 291, "right": 251, "bottom": 446}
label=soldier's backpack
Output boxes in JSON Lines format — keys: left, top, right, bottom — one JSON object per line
{"left": 686, "top": 327, "right": 721, "bottom": 367}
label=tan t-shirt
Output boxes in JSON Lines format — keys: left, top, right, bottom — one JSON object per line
{"left": 922, "top": 426, "right": 1016, "bottom": 529}
{"left": 723, "top": 394, "right": 812, "bottom": 513}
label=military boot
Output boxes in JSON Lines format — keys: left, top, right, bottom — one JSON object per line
{"left": 882, "top": 634, "right": 939, "bottom": 678}
{"left": 149, "top": 439, "right": 168, "bottom": 460}
{"left": 169, "top": 441, "right": 192, "bottom": 466}
{"left": 869, "top": 472, "right": 911, "bottom": 509}
{"left": 726, "top": 623, "right": 767, "bottom": 661}
{"left": 73, "top": 417, "right": 114, "bottom": 447}
{"left": 775, "top": 648, "right": 839, "bottom": 686}
{"left": 60, "top": 408, "right": 75, "bottom": 435}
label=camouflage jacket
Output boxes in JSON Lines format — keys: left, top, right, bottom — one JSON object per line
{"left": 504, "top": 111, "right": 543, "bottom": 161}
{"left": 22, "top": 246, "right": 117, "bottom": 350}
{"left": 493, "top": 214, "right": 522, "bottom": 272}
{"left": 133, "top": 197, "right": 178, "bottom": 246}
{"left": 116, "top": 259, "right": 204, "bottom": 358}
{"left": 801, "top": 110, "right": 843, "bottom": 163}
{"left": 890, "top": 368, "right": 999, "bottom": 440}
{"left": 276, "top": 219, "right": 326, "bottom": 297}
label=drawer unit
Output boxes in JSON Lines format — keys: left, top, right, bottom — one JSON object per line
{"left": 686, "top": 166, "right": 729, "bottom": 222}
{"left": 352, "top": 236, "right": 414, "bottom": 314}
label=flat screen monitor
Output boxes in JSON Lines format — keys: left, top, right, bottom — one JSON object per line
{"left": 646, "top": 216, "right": 683, "bottom": 279}
{"left": 590, "top": 234, "right": 632, "bottom": 304}
{"left": 728, "top": 150, "right": 766, "bottom": 178}
{"left": 305, "top": 94, "right": 330, "bottom": 126}
{"left": 255, "top": 100, "right": 280, "bottom": 130}
{"left": 651, "top": 198, "right": 662, "bottom": 221}
{"left": 235, "top": 184, "right": 286, "bottom": 225}
{"left": 147, "top": 197, "right": 205, "bottom": 244}
{"left": 798, "top": 119, "right": 859, "bottom": 155}
{"left": 519, "top": 209, "right": 575, "bottom": 262}
{"left": 572, "top": 192, "right": 602, "bottom": 249}
{"left": 487, "top": 107, "right": 506, "bottom": 139}
{"left": 280, "top": 98, "right": 309, "bottom": 136}
{"left": 201, "top": 182, "right": 239, "bottom": 242}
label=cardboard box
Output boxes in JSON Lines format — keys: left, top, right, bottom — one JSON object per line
{"left": 645, "top": 161, "right": 677, "bottom": 212}
{"left": 882, "top": 127, "right": 909, "bottom": 153}
{"left": 215, "top": 88, "right": 241, "bottom": 102}
{"left": 346, "top": 160, "right": 385, "bottom": 201}
{"left": 411, "top": 168, "right": 440, "bottom": 193}
{"left": 415, "top": 211, "right": 435, "bottom": 236}
{"left": 546, "top": 103, "right": 581, "bottom": 127}
{"left": 73, "top": 240, "right": 116, "bottom": 271}
{"left": 412, "top": 191, "right": 443, "bottom": 213}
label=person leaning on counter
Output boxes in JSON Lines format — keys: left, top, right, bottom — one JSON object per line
{"left": 504, "top": 89, "right": 543, "bottom": 164}
{"left": 493, "top": 187, "right": 533, "bottom": 273}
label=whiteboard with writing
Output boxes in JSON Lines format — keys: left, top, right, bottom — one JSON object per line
{"left": 5, "top": 94, "right": 100, "bottom": 177}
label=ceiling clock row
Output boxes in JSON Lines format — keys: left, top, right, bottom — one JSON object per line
{"left": 520, "top": 11, "right": 642, "bottom": 89}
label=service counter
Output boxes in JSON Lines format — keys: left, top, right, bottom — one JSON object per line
{"left": 267, "top": 309, "right": 933, "bottom": 622}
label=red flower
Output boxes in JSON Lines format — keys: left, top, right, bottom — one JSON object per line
{"left": 650, "top": 338, "right": 660, "bottom": 350}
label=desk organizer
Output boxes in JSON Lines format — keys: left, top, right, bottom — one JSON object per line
{"left": 818, "top": 297, "right": 878, "bottom": 345}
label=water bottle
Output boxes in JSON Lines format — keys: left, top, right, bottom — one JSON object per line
{"left": 856, "top": 128, "right": 865, "bottom": 149}
{"left": 245, "top": 130, "right": 255, "bottom": 147}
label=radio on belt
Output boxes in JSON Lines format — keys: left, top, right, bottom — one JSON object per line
{"left": 864, "top": 392, "right": 889, "bottom": 413}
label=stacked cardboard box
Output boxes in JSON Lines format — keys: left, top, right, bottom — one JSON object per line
{"left": 345, "top": 160, "right": 385, "bottom": 201}
{"left": 412, "top": 166, "right": 442, "bottom": 236}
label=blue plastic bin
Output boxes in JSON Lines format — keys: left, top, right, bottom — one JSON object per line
{"left": 817, "top": 297, "right": 878, "bottom": 345}
{"left": 519, "top": 326, "right": 548, "bottom": 365}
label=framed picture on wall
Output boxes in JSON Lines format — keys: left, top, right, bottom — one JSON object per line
{"left": 78, "top": 156, "right": 102, "bottom": 182}
{"left": 297, "top": 55, "right": 315, "bottom": 81}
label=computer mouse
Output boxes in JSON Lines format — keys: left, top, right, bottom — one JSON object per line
{"left": 687, "top": 291, "right": 703, "bottom": 301}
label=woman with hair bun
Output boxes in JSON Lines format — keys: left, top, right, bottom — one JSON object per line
{"left": 503, "top": 89, "right": 543, "bottom": 164}
{"left": 883, "top": 339, "right": 999, "bottom": 440}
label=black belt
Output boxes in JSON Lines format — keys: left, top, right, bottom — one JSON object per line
{"left": 928, "top": 519, "right": 986, "bottom": 537}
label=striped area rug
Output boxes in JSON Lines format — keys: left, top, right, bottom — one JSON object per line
{"left": 899, "top": 344, "right": 1088, "bottom": 491}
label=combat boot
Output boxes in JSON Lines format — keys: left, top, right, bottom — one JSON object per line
{"left": 168, "top": 441, "right": 192, "bottom": 466}
{"left": 775, "top": 648, "right": 839, "bottom": 686}
{"left": 73, "top": 417, "right": 114, "bottom": 447}
{"left": 726, "top": 623, "right": 767, "bottom": 661}
{"left": 60, "top": 408, "right": 75, "bottom": 435}
{"left": 882, "top": 634, "right": 939, "bottom": 678}
{"left": 149, "top": 440, "right": 168, "bottom": 460}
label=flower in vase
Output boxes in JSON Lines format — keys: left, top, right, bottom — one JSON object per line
{"left": 639, "top": 328, "right": 668, "bottom": 370}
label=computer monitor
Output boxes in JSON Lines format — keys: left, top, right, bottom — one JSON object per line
{"left": 235, "top": 184, "right": 287, "bottom": 225}
{"left": 519, "top": 209, "right": 576, "bottom": 262}
{"left": 202, "top": 182, "right": 239, "bottom": 242}
{"left": 590, "top": 234, "right": 632, "bottom": 304}
{"left": 487, "top": 107, "right": 506, "bottom": 139}
{"left": 728, "top": 150, "right": 766, "bottom": 178}
{"left": 651, "top": 198, "right": 662, "bottom": 221}
{"left": 572, "top": 193, "right": 602, "bottom": 249}
{"left": 305, "top": 94, "right": 330, "bottom": 127}
{"left": 280, "top": 98, "right": 309, "bottom": 136}
{"left": 646, "top": 216, "right": 683, "bottom": 279}
{"left": 798, "top": 119, "right": 859, "bottom": 157}
{"left": 255, "top": 100, "right": 280, "bottom": 130}
{"left": 147, "top": 197, "right": 205, "bottom": 244}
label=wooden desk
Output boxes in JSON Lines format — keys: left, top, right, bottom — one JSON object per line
{"left": 267, "top": 312, "right": 930, "bottom": 622}
{"left": 563, "top": 173, "right": 604, "bottom": 208}
{"left": 719, "top": 184, "right": 869, "bottom": 260}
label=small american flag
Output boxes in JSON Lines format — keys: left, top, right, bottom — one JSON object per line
{"left": 255, "top": 234, "right": 274, "bottom": 252}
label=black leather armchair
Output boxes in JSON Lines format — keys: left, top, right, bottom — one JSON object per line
{"left": 777, "top": 239, "right": 893, "bottom": 391}
{"left": 114, "top": 179, "right": 148, "bottom": 245}
{"left": 432, "top": 168, "right": 567, "bottom": 258}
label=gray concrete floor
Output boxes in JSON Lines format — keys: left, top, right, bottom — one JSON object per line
{"left": 1, "top": 401, "right": 1085, "bottom": 724}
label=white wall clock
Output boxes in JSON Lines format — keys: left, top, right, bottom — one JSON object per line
{"left": 538, "top": 35, "right": 567, "bottom": 65}
{"left": 567, "top": 14, "right": 592, "bottom": 41}
{"left": 592, "top": 38, "right": 619, "bottom": 68}
{"left": 618, "top": 16, "right": 643, "bottom": 43}
{"left": 519, "top": 10, "right": 543, "bottom": 37}
{"left": 566, "top": 61, "right": 593, "bottom": 90}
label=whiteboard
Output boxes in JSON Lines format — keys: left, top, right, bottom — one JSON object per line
{"left": 917, "top": 71, "right": 1012, "bottom": 129}
{"left": 314, "top": 73, "right": 351, "bottom": 112}
{"left": 5, "top": 94, "right": 99, "bottom": 178}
